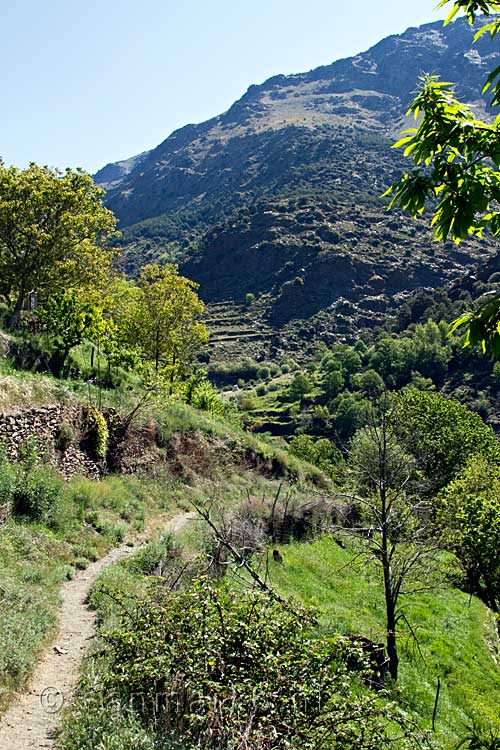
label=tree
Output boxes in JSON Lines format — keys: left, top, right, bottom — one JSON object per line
{"left": 0, "top": 162, "right": 117, "bottom": 327}
{"left": 368, "top": 335, "right": 416, "bottom": 389}
{"left": 331, "top": 392, "right": 370, "bottom": 440}
{"left": 392, "top": 388, "right": 500, "bottom": 491}
{"left": 288, "top": 372, "right": 313, "bottom": 402}
{"left": 350, "top": 368, "right": 385, "bottom": 397}
{"left": 289, "top": 434, "right": 343, "bottom": 477}
{"left": 322, "top": 368, "right": 345, "bottom": 399}
{"left": 123, "top": 263, "right": 208, "bottom": 386}
{"left": 38, "top": 289, "right": 100, "bottom": 377}
{"left": 437, "top": 456, "right": 500, "bottom": 612}
{"left": 385, "top": 1, "right": 500, "bottom": 355}
{"left": 347, "top": 399, "right": 440, "bottom": 680}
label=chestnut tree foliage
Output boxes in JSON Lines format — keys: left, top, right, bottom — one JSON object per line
{"left": 0, "top": 162, "right": 117, "bottom": 326}
{"left": 386, "top": 1, "right": 500, "bottom": 355}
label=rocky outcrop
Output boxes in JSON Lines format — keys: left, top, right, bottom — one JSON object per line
{"left": 0, "top": 404, "right": 101, "bottom": 479}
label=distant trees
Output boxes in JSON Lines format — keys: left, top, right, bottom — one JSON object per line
{"left": 0, "top": 162, "right": 117, "bottom": 327}
{"left": 289, "top": 435, "right": 343, "bottom": 477}
{"left": 288, "top": 372, "right": 313, "bottom": 402}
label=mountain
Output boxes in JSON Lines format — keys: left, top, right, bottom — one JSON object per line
{"left": 95, "top": 16, "right": 500, "bottom": 361}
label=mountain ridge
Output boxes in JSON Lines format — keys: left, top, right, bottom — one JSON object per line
{"left": 94, "top": 16, "right": 500, "bottom": 362}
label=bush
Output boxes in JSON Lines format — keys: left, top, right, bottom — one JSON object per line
{"left": 289, "top": 434, "right": 343, "bottom": 479}
{"left": 237, "top": 392, "right": 257, "bottom": 411}
{"left": 10, "top": 465, "right": 63, "bottom": 526}
{"left": 94, "top": 581, "right": 414, "bottom": 750}
{"left": 255, "top": 383, "right": 267, "bottom": 396}
{"left": 128, "top": 532, "right": 179, "bottom": 576}
{"left": 56, "top": 421, "right": 75, "bottom": 452}
{"left": 0, "top": 447, "right": 65, "bottom": 528}
{"left": 257, "top": 366, "right": 270, "bottom": 380}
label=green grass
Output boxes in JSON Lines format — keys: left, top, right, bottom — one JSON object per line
{"left": 0, "top": 471, "right": 174, "bottom": 713}
{"left": 266, "top": 536, "right": 500, "bottom": 748}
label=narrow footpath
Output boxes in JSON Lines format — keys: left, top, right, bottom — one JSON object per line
{"left": 0, "top": 512, "right": 195, "bottom": 749}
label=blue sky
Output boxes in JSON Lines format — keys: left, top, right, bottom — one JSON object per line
{"left": 2, "top": 1, "right": 448, "bottom": 173}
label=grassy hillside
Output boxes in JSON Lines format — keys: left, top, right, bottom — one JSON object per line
{"left": 268, "top": 536, "right": 500, "bottom": 748}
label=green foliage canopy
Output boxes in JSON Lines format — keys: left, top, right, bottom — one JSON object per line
{"left": 0, "top": 162, "right": 117, "bottom": 325}
{"left": 437, "top": 455, "right": 500, "bottom": 611}
{"left": 122, "top": 263, "right": 208, "bottom": 382}
{"left": 393, "top": 389, "right": 500, "bottom": 490}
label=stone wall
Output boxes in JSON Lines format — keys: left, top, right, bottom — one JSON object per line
{"left": 0, "top": 403, "right": 101, "bottom": 479}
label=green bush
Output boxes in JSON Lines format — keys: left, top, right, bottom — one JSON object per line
{"left": 0, "top": 447, "right": 65, "bottom": 528}
{"left": 10, "top": 465, "right": 63, "bottom": 526}
{"left": 93, "top": 580, "right": 415, "bottom": 750}
{"left": 55, "top": 421, "right": 75, "bottom": 452}
{"left": 128, "top": 532, "right": 178, "bottom": 576}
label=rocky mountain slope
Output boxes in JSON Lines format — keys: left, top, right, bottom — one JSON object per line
{"left": 94, "top": 16, "right": 500, "bottom": 360}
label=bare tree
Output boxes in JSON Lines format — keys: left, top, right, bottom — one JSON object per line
{"left": 343, "top": 394, "right": 442, "bottom": 681}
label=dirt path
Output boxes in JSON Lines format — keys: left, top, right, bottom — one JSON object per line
{"left": 0, "top": 511, "right": 196, "bottom": 749}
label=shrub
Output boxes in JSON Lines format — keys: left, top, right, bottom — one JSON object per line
{"left": 190, "top": 380, "right": 225, "bottom": 416}
{"left": 96, "top": 581, "right": 414, "bottom": 750}
{"left": 10, "top": 465, "right": 62, "bottom": 526}
{"left": 289, "top": 434, "right": 343, "bottom": 479}
{"left": 257, "top": 366, "right": 270, "bottom": 380}
{"left": 237, "top": 392, "right": 257, "bottom": 411}
{"left": 0, "top": 447, "right": 65, "bottom": 528}
{"left": 84, "top": 407, "right": 109, "bottom": 460}
{"left": 128, "top": 532, "right": 179, "bottom": 576}
{"left": 255, "top": 383, "right": 267, "bottom": 396}
{"left": 55, "top": 421, "right": 75, "bottom": 452}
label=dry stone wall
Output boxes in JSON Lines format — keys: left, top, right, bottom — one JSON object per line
{"left": 0, "top": 403, "right": 101, "bottom": 479}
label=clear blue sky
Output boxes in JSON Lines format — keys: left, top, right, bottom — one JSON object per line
{"left": 1, "top": 0, "right": 447, "bottom": 174}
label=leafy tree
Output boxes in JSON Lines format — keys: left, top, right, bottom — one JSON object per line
{"left": 0, "top": 162, "right": 117, "bottom": 327}
{"left": 288, "top": 372, "right": 313, "bottom": 402}
{"left": 331, "top": 392, "right": 370, "bottom": 441}
{"left": 412, "top": 320, "right": 452, "bottom": 382}
{"left": 393, "top": 388, "right": 500, "bottom": 490}
{"left": 437, "top": 456, "right": 500, "bottom": 612}
{"left": 385, "top": 1, "right": 500, "bottom": 355}
{"left": 351, "top": 368, "right": 385, "bottom": 396}
{"left": 123, "top": 263, "right": 208, "bottom": 385}
{"left": 322, "top": 368, "right": 345, "bottom": 399}
{"left": 331, "top": 344, "right": 362, "bottom": 379}
{"left": 289, "top": 434, "right": 343, "bottom": 477}
{"left": 369, "top": 335, "right": 415, "bottom": 388}
{"left": 39, "top": 289, "right": 100, "bottom": 377}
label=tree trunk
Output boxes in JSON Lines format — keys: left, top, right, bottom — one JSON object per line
{"left": 380, "top": 467, "right": 399, "bottom": 681}
{"left": 483, "top": 572, "right": 499, "bottom": 614}
{"left": 48, "top": 348, "right": 70, "bottom": 378}
{"left": 385, "top": 597, "right": 399, "bottom": 680}
{"left": 7, "top": 289, "right": 25, "bottom": 329}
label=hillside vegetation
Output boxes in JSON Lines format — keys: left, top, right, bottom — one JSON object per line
{"left": 1, "top": 7, "right": 500, "bottom": 750}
